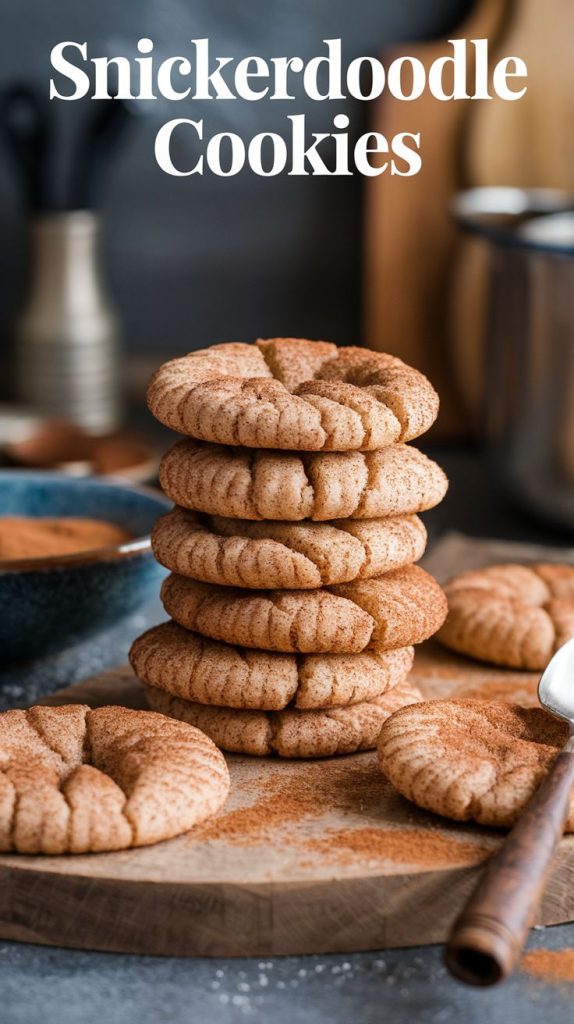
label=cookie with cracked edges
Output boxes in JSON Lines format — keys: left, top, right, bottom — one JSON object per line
{"left": 160, "top": 564, "right": 448, "bottom": 654}
{"left": 0, "top": 704, "right": 229, "bottom": 854}
{"left": 158, "top": 438, "right": 448, "bottom": 522}
{"left": 437, "top": 562, "right": 574, "bottom": 670}
{"left": 147, "top": 338, "right": 439, "bottom": 451}
{"left": 151, "top": 507, "right": 427, "bottom": 589}
{"left": 144, "top": 679, "right": 423, "bottom": 757}
{"left": 378, "top": 698, "right": 574, "bottom": 830}
{"left": 130, "top": 621, "right": 415, "bottom": 710}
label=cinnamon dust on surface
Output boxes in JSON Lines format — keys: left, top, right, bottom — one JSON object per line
{"left": 463, "top": 680, "right": 539, "bottom": 705}
{"left": 305, "top": 826, "right": 494, "bottom": 868}
{"left": 194, "top": 754, "right": 497, "bottom": 869}
{"left": 521, "top": 948, "right": 574, "bottom": 983}
{"left": 0, "top": 516, "right": 131, "bottom": 561}
{"left": 194, "top": 757, "right": 385, "bottom": 845}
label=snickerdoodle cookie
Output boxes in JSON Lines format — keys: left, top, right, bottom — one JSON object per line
{"left": 145, "top": 679, "right": 423, "bottom": 757}
{"left": 159, "top": 439, "right": 448, "bottom": 522}
{"left": 378, "top": 699, "right": 574, "bottom": 830}
{"left": 160, "top": 565, "right": 447, "bottom": 654}
{"left": 130, "top": 621, "right": 415, "bottom": 710}
{"left": 147, "top": 338, "right": 439, "bottom": 451}
{"left": 0, "top": 704, "right": 229, "bottom": 854}
{"left": 151, "top": 507, "right": 427, "bottom": 589}
{"left": 437, "top": 563, "right": 574, "bottom": 670}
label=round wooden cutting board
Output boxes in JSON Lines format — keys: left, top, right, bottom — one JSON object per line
{"left": 0, "top": 643, "right": 573, "bottom": 958}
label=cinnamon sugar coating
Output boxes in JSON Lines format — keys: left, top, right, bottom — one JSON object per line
{"left": 160, "top": 564, "right": 448, "bottom": 654}
{"left": 438, "top": 563, "right": 574, "bottom": 670}
{"left": 147, "top": 339, "right": 439, "bottom": 451}
{"left": 130, "top": 621, "right": 415, "bottom": 710}
{"left": 151, "top": 507, "right": 427, "bottom": 589}
{"left": 378, "top": 699, "right": 574, "bottom": 830}
{"left": 0, "top": 704, "right": 229, "bottom": 854}
{"left": 145, "top": 679, "right": 423, "bottom": 758}
{"left": 159, "top": 438, "right": 448, "bottom": 522}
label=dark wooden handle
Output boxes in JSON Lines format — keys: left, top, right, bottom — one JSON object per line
{"left": 445, "top": 738, "right": 574, "bottom": 986}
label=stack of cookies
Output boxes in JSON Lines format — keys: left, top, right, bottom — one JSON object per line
{"left": 130, "top": 338, "right": 449, "bottom": 758}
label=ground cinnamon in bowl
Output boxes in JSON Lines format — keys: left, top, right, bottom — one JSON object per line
{"left": 0, "top": 516, "right": 131, "bottom": 562}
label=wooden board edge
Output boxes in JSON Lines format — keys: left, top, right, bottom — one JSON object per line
{"left": 0, "top": 855, "right": 572, "bottom": 958}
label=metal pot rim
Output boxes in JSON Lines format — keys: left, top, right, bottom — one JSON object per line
{"left": 451, "top": 187, "right": 574, "bottom": 256}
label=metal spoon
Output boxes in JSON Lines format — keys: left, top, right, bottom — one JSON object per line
{"left": 445, "top": 636, "right": 574, "bottom": 986}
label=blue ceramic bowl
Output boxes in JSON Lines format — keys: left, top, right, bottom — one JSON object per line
{"left": 0, "top": 471, "right": 171, "bottom": 663}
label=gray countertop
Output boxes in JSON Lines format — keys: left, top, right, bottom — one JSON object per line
{"left": 2, "top": 448, "right": 574, "bottom": 1022}
{"left": 3, "top": 926, "right": 574, "bottom": 1024}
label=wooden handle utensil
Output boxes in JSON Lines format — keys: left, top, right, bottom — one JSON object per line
{"left": 445, "top": 733, "right": 574, "bottom": 986}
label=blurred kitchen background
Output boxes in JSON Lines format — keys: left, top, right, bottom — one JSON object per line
{"left": 0, "top": 0, "right": 573, "bottom": 527}
{"left": 0, "top": 0, "right": 472, "bottom": 362}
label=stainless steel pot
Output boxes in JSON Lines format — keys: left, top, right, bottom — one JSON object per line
{"left": 452, "top": 187, "right": 574, "bottom": 529}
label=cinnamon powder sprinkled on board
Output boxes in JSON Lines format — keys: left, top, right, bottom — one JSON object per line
{"left": 193, "top": 754, "right": 498, "bottom": 868}
{"left": 305, "top": 826, "right": 494, "bottom": 867}
{"left": 463, "top": 680, "right": 539, "bottom": 705}
{"left": 521, "top": 949, "right": 574, "bottom": 983}
{"left": 194, "top": 757, "right": 385, "bottom": 845}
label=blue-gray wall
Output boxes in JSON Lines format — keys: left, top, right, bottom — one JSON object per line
{"left": 0, "top": 0, "right": 472, "bottom": 358}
